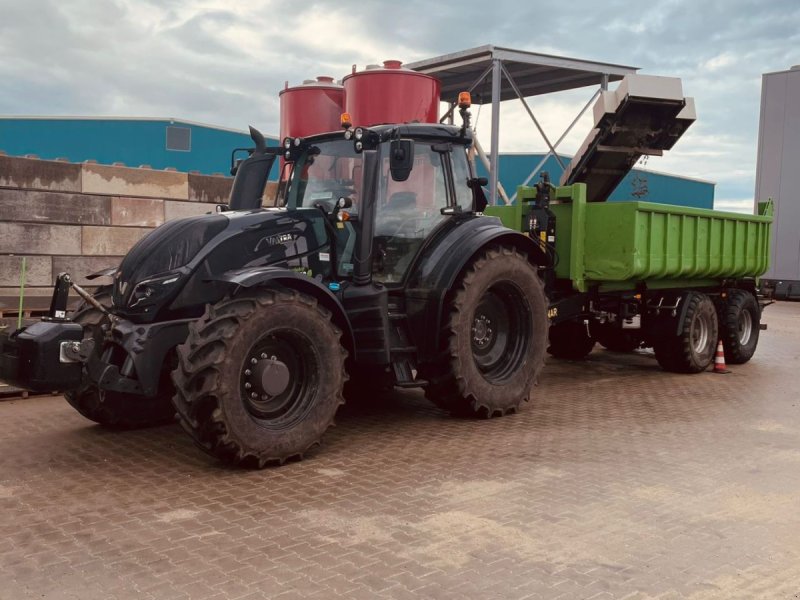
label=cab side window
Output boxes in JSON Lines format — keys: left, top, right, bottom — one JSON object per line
{"left": 451, "top": 147, "right": 474, "bottom": 212}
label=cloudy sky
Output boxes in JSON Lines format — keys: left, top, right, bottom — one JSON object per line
{"left": 2, "top": 0, "right": 798, "bottom": 211}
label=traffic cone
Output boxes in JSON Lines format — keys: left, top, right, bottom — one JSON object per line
{"left": 713, "top": 339, "right": 730, "bottom": 374}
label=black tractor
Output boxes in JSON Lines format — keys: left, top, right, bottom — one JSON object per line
{"left": 0, "top": 122, "right": 550, "bottom": 467}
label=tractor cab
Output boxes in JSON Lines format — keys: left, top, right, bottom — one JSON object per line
{"left": 281, "top": 123, "right": 482, "bottom": 286}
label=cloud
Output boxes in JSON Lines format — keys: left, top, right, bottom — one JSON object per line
{"left": 1, "top": 0, "right": 798, "bottom": 208}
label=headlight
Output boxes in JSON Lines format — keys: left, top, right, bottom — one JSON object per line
{"left": 354, "top": 128, "right": 364, "bottom": 141}
{"left": 283, "top": 138, "right": 292, "bottom": 150}
{"left": 129, "top": 271, "right": 183, "bottom": 309}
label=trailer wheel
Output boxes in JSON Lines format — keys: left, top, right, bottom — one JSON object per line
{"left": 653, "top": 292, "right": 718, "bottom": 373}
{"left": 421, "top": 247, "right": 548, "bottom": 418}
{"left": 64, "top": 287, "right": 176, "bottom": 429}
{"left": 719, "top": 289, "right": 760, "bottom": 364}
{"left": 172, "top": 289, "right": 346, "bottom": 467}
{"left": 591, "top": 323, "right": 642, "bottom": 353}
{"left": 547, "top": 320, "right": 595, "bottom": 359}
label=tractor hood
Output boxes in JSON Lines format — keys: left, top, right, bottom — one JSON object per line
{"left": 111, "top": 208, "right": 331, "bottom": 322}
{"left": 112, "top": 213, "right": 229, "bottom": 312}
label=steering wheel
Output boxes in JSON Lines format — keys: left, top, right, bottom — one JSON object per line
{"left": 376, "top": 213, "right": 422, "bottom": 239}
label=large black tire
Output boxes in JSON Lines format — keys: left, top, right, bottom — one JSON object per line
{"left": 591, "top": 322, "right": 642, "bottom": 353}
{"left": 172, "top": 289, "right": 347, "bottom": 467}
{"left": 548, "top": 319, "right": 595, "bottom": 359}
{"left": 420, "top": 247, "right": 548, "bottom": 418}
{"left": 653, "top": 292, "right": 718, "bottom": 373}
{"left": 64, "top": 288, "right": 177, "bottom": 429}
{"left": 719, "top": 289, "right": 760, "bottom": 364}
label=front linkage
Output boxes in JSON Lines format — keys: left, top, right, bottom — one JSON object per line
{"left": 1, "top": 273, "right": 119, "bottom": 393}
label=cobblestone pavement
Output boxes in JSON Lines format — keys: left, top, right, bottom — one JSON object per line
{"left": 1, "top": 302, "right": 799, "bottom": 599}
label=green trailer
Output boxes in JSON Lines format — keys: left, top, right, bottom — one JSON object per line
{"left": 485, "top": 179, "right": 773, "bottom": 372}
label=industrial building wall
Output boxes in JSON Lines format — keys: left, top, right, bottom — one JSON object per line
{"left": 755, "top": 67, "right": 800, "bottom": 294}
{"left": 0, "top": 117, "right": 279, "bottom": 178}
{"left": 477, "top": 154, "right": 715, "bottom": 209}
{"left": 0, "top": 154, "right": 276, "bottom": 317}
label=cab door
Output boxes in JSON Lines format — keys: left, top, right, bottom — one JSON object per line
{"left": 371, "top": 142, "right": 453, "bottom": 284}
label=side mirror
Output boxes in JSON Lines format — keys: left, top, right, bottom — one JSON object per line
{"left": 389, "top": 139, "right": 414, "bottom": 182}
{"left": 468, "top": 177, "right": 488, "bottom": 212}
{"left": 468, "top": 176, "right": 488, "bottom": 188}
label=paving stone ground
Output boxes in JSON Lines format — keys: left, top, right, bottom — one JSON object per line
{"left": 1, "top": 302, "right": 799, "bottom": 599}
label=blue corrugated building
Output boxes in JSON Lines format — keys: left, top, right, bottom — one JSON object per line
{"left": 0, "top": 117, "right": 713, "bottom": 208}
{"left": 476, "top": 153, "right": 714, "bottom": 209}
{"left": 0, "top": 116, "right": 279, "bottom": 177}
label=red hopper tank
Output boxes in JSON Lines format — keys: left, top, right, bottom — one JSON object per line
{"left": 343, "top": 60, "right": 440, "bottom": 127}
{"left": 279, "top": 76, "right": 345, "bottom": 141}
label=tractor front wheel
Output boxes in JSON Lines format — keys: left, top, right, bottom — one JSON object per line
{"left": 421, "top": 246, "right": 548, "bottom": 418}
{"left": 172, "top": 289, "right": 347, "bottom": 467}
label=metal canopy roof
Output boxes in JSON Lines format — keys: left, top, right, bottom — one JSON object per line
{"left": 406, "top": 45, "right": 638, "bottom": 102}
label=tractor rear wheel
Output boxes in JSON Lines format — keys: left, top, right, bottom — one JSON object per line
{"left": 171, "top": 289, "right": 347, "bottom": 467}
{"left": 421, "top": 247, "right": 548, "bottom": 418}
{"left": 64, "top": 287, "right": 177, "bottom": 429}
{"left": 719, "top": 289, "right": 760, "bottom": 364}
{"left": 653, "top": 292, "right": 718, "bottom": 373}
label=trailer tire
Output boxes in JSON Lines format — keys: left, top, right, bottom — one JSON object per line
{"left": 171, "top": 289, "right": 347, "bottom": 467}
{"left": 64, "top": 288, "right": 177, "bottom": 429}
{"left": 591, "top": 323, "right": 642, "bottom": 353}
{"left": 420, "top": 246, "right": 548, "bottom": 418}
{"left": 653, "top": 292, "right": 718, "bottom": 373}
{"left": 547, "top": 320, "right": 595, "bottom": 359}
{"left": 719, "top": 289, "right": 760, "bottom": 364}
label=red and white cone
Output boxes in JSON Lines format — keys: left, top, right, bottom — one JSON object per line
{"left": 713, "top": 339, "right": 730, "bottom": 374}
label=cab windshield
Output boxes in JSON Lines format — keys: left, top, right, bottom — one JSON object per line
{"left": 286, "top": 140, "right": 362, "bottom": 214}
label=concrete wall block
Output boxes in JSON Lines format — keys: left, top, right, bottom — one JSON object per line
{"left": 164, "top": 200, "right": 215, "bottom": 221}
{"left": 0, "top": 223, "right": 81, "bottom": 255}
{"left": 263, "top": 182, "right": 280, "bottom": 207}
{"left": 188, "top": 173, "right": 233, "bottom": 204}
{"left": 112, "top": 197, "right": 165, "bottom": 227}
{"left": 0, "top": 256, "right": 52, "bottom": 286}
{"left": 52, "top": 256, "right": 123, "bottom": 285}
{"left": 0, "top": 156, "right": 82, "bottom": 192}
{"left": 82, "top": 226, "right": 151, "bottom": 256}
{"left": 0, "top": 188, "right": 111, "bottom": 225}
{"left": 0, "top": 286, "right": 56, "bottom": 298}
{"left": 81, "top": 163, "right": 188, "bottom": 199}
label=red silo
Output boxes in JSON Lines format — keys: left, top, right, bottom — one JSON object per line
{"left": 343, "top": 60, "right": 440, "bottom": 127}
{"left": 279, "top": 76, "right": 345, "bottom": 141}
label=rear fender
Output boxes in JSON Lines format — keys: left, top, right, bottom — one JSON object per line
{"left": 405, "top": 216, "right": 547, "bottom": 361}
{"left": 214, "top": 267, "right": 355, "bottom": 354}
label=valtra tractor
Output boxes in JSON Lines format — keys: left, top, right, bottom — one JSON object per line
{"left": 0, "top": 66, "right": 773, "bottom": 468}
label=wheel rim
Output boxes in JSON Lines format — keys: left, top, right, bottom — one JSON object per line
{"left": 691, "top": 313, "right": 709, "bottom": 354}
{"left": 470, "top": 282, "right": 531, "bottom": 384}
{"left": 737, "top": 309, "right": 753, "bottom": 346}
{"left": 240, "top": 330, "right": 319, "bottom": 428}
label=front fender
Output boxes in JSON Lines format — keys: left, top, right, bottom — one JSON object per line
{"left": 214, "top": 266, "right": 355, "bottom": 354}
{"left": 405, "top": 216, "right": 546, "bottom": 361}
